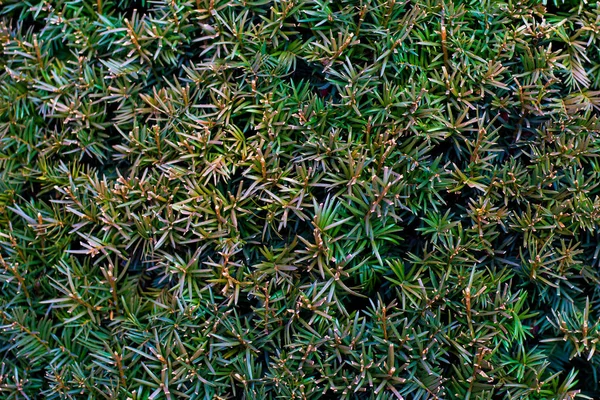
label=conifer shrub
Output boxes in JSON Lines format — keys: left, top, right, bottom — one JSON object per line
{"left": 1, "top": 0, "right": 600, "bottom": 398}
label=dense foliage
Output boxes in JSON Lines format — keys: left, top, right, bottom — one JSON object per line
{"left": 1, "top": 0, "right": 600, "bottom": 398}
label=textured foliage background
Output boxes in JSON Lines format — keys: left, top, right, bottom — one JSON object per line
{"left": 1, "top": 0, "right": 600, "bottom": 399}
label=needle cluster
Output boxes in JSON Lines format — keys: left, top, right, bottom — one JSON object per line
{"left": 1, "top": 0, "right": 600, "bottom": 399}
